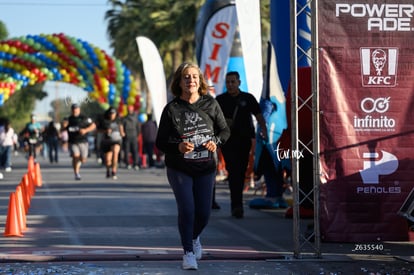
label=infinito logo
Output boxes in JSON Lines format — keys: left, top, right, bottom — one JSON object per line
{"left": 360, "top": 47, "right": 398, "bottom": 87}
{"left": 361, "top": 97, "right": 389, "bottom": 113}
{"left": 353, "top": 97, "right": 396, "bottom": 131}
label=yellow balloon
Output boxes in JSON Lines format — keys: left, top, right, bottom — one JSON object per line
{"left": 90, "top": 91, "right": 100, "bottom": 100}
{"left": 127, "top": 96, "right": 135, "bottom": 106}
{"left": 22, "top": 70, "right": 31, "bottom": 77}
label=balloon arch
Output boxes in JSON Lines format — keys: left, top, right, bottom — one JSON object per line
{"left": 0, "top": 33, "right": 140, "bottom": 113}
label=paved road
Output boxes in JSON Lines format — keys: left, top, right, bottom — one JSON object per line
{"left": 0, "top": 152, "right": 412, "bottom": 274}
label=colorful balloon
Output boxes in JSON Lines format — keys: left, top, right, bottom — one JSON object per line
{"left": 0, "top": 33, "right": 140, "bottom": 107}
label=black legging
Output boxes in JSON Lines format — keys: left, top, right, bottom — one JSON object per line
{"left": 166, "top": 167, "right": 215, "bottom": 253}
{"left": 26, "top": 139, "right": 38, "bottom": 159}
{"left": 123, "top": 136, "right": 139, "bottom": 166}
{"left": 221, "top": 136, "right": 252, "bottom": 212}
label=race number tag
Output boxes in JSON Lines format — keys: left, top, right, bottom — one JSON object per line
{"left": 184, "top": 149, "right": 209, "bottom": 160}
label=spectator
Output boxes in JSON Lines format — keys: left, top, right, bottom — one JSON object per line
{"left": 251, "top": 97, "right": 289, "bottom": 209}
{"left": 0, "top": 118, "right": 15, "bottom": 172}
{"left": 122, "top": 105, "right": 140, "bottom": 170}
{"left": 141, "top": 113, "right": 158, "bottom": 168}
{"left": 45, "top": 121, "right": 60, "bottom": 163}
{"left": 216, "top": 71, "right": 268, "bottom": 219}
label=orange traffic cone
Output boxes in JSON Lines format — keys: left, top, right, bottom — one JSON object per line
{"left": 20, "top": 175, "right": 31, "bottom": 213}
{"left": 15, "top": 186, "right": 27, "bottom": 232}
{"left": 34, "top": 162, "right": 42, "bottom": 187}
{"left": 27, "top": 156, "right": 35, "bottom": 173}
{"left": 26, "top": 172, "right": 35, "bottom": 197}
{"left": 27, "top": 171, "right": 36, "bottom": 196}
{"left": 4, "top": 192, "right": 23, "bottom": 237}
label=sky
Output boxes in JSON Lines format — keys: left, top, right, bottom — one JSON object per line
{"left": 0, "top": 0, "right": 114, "bottom": 118}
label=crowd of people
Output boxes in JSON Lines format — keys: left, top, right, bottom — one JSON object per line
{"left": 1, "top": 63, "right": 292, "bottom": 271}
{"left": 0, "top": 104, "right": 161, "bottom": 179}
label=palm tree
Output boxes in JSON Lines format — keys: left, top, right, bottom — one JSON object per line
{"left": 105, "top": 1, "right": 204, "bottom": 78}
{"left": 105, "top": 0, "right": 270, "bottom": 111}
{"left": 105, "top": 0, "right": 204, "bottom": 114}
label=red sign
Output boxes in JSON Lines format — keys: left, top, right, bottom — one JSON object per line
{"left": 318, "top": 0, "right": 414, "bottom": 242}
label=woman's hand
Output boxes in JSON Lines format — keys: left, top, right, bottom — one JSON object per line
{"left": 203, "top": 140, "right": 217, "bottom": 152}
{"left": 179, "top": 141, "right": 194, "bottom": 153}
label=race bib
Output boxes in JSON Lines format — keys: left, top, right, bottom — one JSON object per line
{"left": 184, "top": 149, "right": 209, "bottom": 160}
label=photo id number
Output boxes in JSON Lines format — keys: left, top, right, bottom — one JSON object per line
{"left": 352, "top": 244, "right": 384, "bottom": 252}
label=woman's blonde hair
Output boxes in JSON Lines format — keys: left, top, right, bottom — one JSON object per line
{"left": 170, "top": 62, "right": 208, "bottom": 97}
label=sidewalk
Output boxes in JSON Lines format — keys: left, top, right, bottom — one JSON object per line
{"left": 0, "top": 152, "right": 412, "bottom": 274}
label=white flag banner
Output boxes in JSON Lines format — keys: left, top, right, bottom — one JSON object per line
{"left": 136, "top": 36, "right": 167, "bottom": 126}
{"left": 235, "top": 0, "right": 262, "bottom": 102}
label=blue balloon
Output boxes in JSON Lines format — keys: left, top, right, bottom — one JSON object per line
{"left": 138, "top": 113, "right": 147, "bottom": 123}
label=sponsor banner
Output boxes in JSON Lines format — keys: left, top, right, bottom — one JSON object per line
{"left": 196, "top": 0, "right": 262, "bottom": 98}
{"left": 196, "top": 2, "right": 237, "bottom": 96}
{"left": 318, "top": 0, "right": 414, "bottom": 241}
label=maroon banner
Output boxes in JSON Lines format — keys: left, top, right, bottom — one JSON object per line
{"left": 318, "top": 0, "right": 414, "bottom": 242}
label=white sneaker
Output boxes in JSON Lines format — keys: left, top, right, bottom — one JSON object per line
{"left": 193, "top": 237, "right": 202, "bottom": 260}
{"left": 5, "top": 167, "right": 12, "bottom": 172}
{"left": 182, "top": 252, "right": 198, "bottom": 270}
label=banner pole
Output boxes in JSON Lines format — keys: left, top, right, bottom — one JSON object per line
{"left": 290, "top": 0, "right": 301, "bottom": 259}
{"left": 311, "top": 0, "right": 321, "bottom": 258}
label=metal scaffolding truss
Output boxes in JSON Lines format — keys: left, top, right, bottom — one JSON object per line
{"left": 290, "top": 0, "right": 321, "bottom": 258}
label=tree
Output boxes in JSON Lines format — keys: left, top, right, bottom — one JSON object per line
{"left": 0, "top": 20, "right": 8, "bottom": 40}
{"left": 106, "top": 0, "right": 270, "bottom": 77}
{"left": 105, "top": 0, "right": 204, "bottom": 78}
{"left": 0, "top": 21, "right": 49, "bottom": 131}
{"left": 0, "top": 84, "right": 48, "bottom": 132}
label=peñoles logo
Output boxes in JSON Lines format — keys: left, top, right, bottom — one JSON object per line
{"left": 357, "top": 150, "right": 401, "bottom": 194}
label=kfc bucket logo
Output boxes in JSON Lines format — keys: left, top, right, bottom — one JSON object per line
{"left": 360, "top": 47, "right": 398, "bottom": 87}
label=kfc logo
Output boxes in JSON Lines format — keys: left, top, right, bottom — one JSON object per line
{"left": 360, "top": 47, "right": 398, "bottom": 87}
